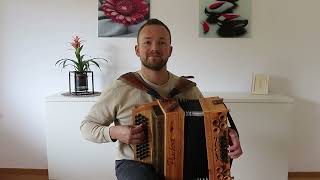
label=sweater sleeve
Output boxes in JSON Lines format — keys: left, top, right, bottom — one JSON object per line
{"left": 80, "top": 83, "right": 119, "bottom": 143}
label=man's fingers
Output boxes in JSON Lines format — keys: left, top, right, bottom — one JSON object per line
{"left": 131, "top": 124, "right": 144, "bottom": 134}
{"left": 227, "top": 128, "right": 243, "bottom": 159}
{"left": 228, "top": 145, "right": 243, "bottom": 159}
{"left": 128, "top": 124, "right": 145, "bottom": 144}
{"left": 228, "top": 143, "right": 239, "bottom": 151}
{"left": 129, "top": 138, "right": 144, "bottom": 145}
{"left": 228, "top": 128, "right": 239, "bottom": 151}
{"left": 130, "top": 131, "right": 144, "bottom": 139}
{"left": 129, "top": 133, "right": 146, "bottom": 144}
{"left": 228, "top": 149, "right": 242, "bottom": 159}
{"left": 229, "top": 129, "right": 238, "bottom": 138}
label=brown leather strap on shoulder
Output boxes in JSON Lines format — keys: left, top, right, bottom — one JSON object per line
{"left": 168, "top": 77, "right": 197, "bottom": 98}
{"left": 119, "top": 72, "right": 197, "bottom": 99}
{"left": 118, "top": 72, "right": 162, "bottom": 99}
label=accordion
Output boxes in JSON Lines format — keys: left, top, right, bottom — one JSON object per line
{"left": 132, "top": 97, "right": 233, "bottom": 180}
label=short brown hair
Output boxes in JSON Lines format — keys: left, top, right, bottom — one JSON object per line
{"left": 137, "top": 18, "right": 171, "bottom": 44}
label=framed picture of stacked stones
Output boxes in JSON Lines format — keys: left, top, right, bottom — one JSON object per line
{"left": 98, "top": 0, "right": 150, "bottom": 37}
{"left": 199, "top": 0, "right": 251, "bottom": 38}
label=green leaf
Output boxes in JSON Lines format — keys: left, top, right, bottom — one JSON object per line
{"left": 55, "top": 58, "right": 79, "bottom": 71}
{"left": 92, "top": 57, "right": 108, "bottom": 62}
{"left": 87, "top": 59, "right": 101, "bottom": 70}
{"left": 79, "top": 45, "right": 83, "bottom": 52}
{"left": 75, "top": 52, "right": 81, "bottom": 62}
{"left": 80, "top": 55, "right": 85, "bottom": 61}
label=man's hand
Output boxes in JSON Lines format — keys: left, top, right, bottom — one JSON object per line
{"left": 109, "top": 124, "right": 145, "bottom": 144}
{"left": 228, "top": 128, "right": 243, "bottom": 159}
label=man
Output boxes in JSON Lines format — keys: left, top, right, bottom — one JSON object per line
{"left": 80, "top": 18, "right": 242, "bottom": 180}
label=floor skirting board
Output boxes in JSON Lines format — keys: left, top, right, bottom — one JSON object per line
{"left": 0, "top": 168, "right": 48, "bottom": 175}
{"left": 288, "top": 172, "right": 320, "bottom": 178}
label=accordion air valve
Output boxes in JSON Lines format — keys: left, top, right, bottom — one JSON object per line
{"left": 132, "top": 97, "right": 233, "bottom": 180}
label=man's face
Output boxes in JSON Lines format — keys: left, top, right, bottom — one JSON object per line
{"left": 135, "top": 25, "right": 173, "bottom": 71}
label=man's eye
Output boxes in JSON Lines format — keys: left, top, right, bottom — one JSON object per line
{"left": 143, "top": 41, "right": 151, "bottom": 45}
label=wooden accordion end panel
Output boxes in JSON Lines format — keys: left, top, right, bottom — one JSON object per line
{"left": 131, "top": 101, "right": 166, "bottom": 174}
{"left": 132, "top": 97, "right": 232, "bottom": 180}
{"left": 157, "top": 99, "right": 185, "bottom": 180}
{"left": 199, "top": 97, "right": 232, "bottom": 180}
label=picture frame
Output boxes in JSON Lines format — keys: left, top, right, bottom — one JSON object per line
{"left": 251, "top": 73, "right": 269, "bottom": 95}
{"left": 98, "top": 0, "right": 150, "bottom": 37}
{"left": 199, "top": 0, "right": 251, "bottom": 38}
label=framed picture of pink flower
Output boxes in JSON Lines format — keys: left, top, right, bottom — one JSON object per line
{"left": 199, "top": 0, "right": 251, "bottom": 38}
{"left": 98, "top": 0, "right": 150, "bottom": 37}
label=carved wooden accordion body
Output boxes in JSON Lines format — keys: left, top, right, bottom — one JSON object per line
{"left": 132, "top": 97, "right": 232, "bottom": 180}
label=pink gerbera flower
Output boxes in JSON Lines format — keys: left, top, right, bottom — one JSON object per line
{"left": 101, "top": 0, "right": 149, "bottom": 25}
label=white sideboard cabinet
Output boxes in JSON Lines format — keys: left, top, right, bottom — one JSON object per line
{"left": 46, "top": 92, "right": 293, "bottom": 180}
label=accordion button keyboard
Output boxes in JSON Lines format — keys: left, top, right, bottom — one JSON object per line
{"left": 219, "top": 133, "right": 229, "bottom": 163}
{"left": 134, "top": 113, "right": 150, "bottom": 160}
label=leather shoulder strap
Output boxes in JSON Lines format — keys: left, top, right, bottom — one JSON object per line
{"left": 168, "top": 76, "right": 197, "bottom": 98}
{"left": 227, "top": 112, "right": 238, "bottom": 137}
{"left": 119, "top": 72, "right": 197, "bottom": 99}
{"left": 227, "top": 110, "right": 238, "bottom": 167}
{"left": 118, "top": 72, "right": 162, "bottom": 99}
{"left": 221, "top": 103, "right": 239, "bottom": 137}
{"left": 221, "top": 103, "right": 238, "bottom": 166}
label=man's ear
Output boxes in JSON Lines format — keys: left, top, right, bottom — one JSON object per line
{"left": 168, "top": 45, "right": 173, "bottom": 57}
{"left": 135, "top": 45, "right": 140, "bottom": 57}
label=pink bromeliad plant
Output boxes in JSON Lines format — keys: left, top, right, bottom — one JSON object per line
{"left": 55, "top": 36, "right": 108, "bottom": 73}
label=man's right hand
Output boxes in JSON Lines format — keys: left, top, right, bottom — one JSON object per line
{"left": 109, "top": 124, "right": 145, "bottom": 144}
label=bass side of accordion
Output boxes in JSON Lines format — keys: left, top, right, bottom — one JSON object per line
{"left": 131, "top": 97, "right": 232, "bottom": 180}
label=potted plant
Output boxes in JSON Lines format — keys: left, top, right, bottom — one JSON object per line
{"left": 55, "top": 36, "right": 108, "bottom": 94}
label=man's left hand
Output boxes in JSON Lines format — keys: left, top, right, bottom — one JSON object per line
{"left": 228, "top": 128, "right": 243, "bottom": 159}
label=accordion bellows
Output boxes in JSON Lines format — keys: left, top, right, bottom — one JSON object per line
{"left": 132, "top": 97, "right": 232, "bottom": 180}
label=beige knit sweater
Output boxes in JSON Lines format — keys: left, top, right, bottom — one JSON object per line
{"left": 80, "top": 71, "right": 203, "bottom": 160}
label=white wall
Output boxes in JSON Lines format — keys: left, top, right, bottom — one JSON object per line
{"left": 0, "top": 0, "right": 319, "bottom": 171}
{"left": 287, "top": 1, "right": 320, "bottom": 171}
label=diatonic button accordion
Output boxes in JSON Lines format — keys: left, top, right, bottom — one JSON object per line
{"left": 132, "top": 97, "right": 233, "bottom": 180}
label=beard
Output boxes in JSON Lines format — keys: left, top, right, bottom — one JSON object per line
{"left": 140, "top": 56, "right": 168, "bottom": 71}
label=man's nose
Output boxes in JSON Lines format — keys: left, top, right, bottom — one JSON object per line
{"left": 150, "top": 42, "right": 160, "bottom": 50}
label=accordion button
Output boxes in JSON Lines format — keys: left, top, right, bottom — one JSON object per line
{"left": 140, "top": 154, "right": 149, "bottom": 159}
{"left": 213, "top": 127, "right": 220, "bottom": 135}
{"left": 219, "top": 114, "right": 226, "bottom": 121}
{"left": 216, "top": 167, "right": 223, "bottom": 173}
{"left": 140, "top": 146, "right": 146, "bottom": 150}
{"left": 213, "top": 119, "right": 220, "bottom": 127}
{"left": 137, "top": 146, "right": 147, "bottom": 152}
{"left": 223, "top": 169, "right": 230, "bottom": 176}
{"left": 136, "top": 146, "right": 145, "bottom": 151}
{"left": 220, "top": 122, "right": 228, "bottom": 129}
{"left": 216, "top": 173, "right": 223, "bottom": 180}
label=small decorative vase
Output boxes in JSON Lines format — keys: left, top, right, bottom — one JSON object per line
{"left": 69, "top": 71, "right": 94, "bottom": 95}
{"left": 75, "top": 72, "right": 88, "bottom": 91}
